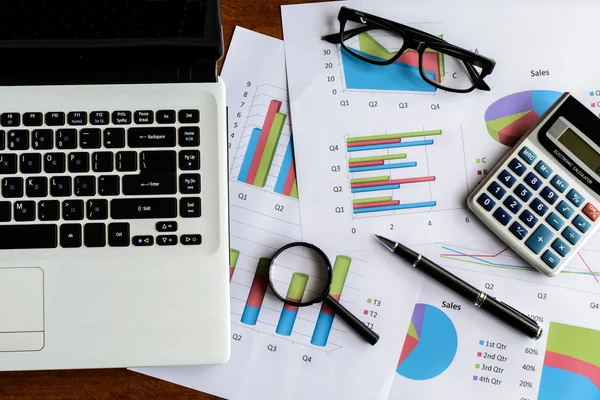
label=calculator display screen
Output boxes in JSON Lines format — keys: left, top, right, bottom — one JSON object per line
{"left": 557, "top": 128, "right": 600, "bottom": 177}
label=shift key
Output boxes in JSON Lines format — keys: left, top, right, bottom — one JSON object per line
{"left": 128, "top": 128, "right": 176, "bottom": 148}
{"left": 111, "top": 198, "right": 177, "bottom": 219}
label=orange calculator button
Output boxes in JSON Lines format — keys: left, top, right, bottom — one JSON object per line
{"left": 583, "top": 203, "right": 600, "bottom": 221}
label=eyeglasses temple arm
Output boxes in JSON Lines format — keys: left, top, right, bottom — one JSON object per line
{"left": 463, "top": 61, "right": 490, "bottom": 91}
{"left": 322, "top": 26, "right": 374, "bottom": 45}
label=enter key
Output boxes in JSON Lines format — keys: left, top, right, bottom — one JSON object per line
{"left": 122, "top": 151, "right": 176, "bottom": 195}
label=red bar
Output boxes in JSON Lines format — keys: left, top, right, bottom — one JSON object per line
{"left": 347, "top": 138, "right": 401, "bottom": 147}
{"left": 320, "top": 293, "right": 341, "bottom": 316}
{"left": 229, "top": 266, "right": 235, "bottom": 282}
{"left": 348, "top": 160, "right": 385, "bottom": 168}
{"left": 544, "top": 351, "right": 600, "bottom": 389}
{"left": 247, "top": 274, "right": 269, "bottom": 308}
{"left": 245, "top": 100, "right": 282, "bottom": 184}
{"left": 353, "top": 200, "right": 400, "bottom": 209}
{"left": 282, "top": 159, "right": 297, "bottom": 196}
{"left": 352, "top": 175, "right": 436, "bottom": 188}
{"left": 283, "top": 296, "right": 301, "bottom": 312}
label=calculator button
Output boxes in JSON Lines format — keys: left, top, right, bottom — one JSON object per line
{"left": 535, "top": 161, "right": 553, "bottom": 179}
{"left": 503, "top": 195, "right": 522, "bottom": 214}
{"left": 562, "top": 226, "right": 581, "bottom": 245}
{"left": 525, "top": 224, "right": 554, "bottom": 254}
{"left": 541, "top": 250, "right": 560, "bottom": 269}
{"left": 508, "top": 221, "right": 528, "bottom": 240}
{"left": 573, "top": 215, "right": 591, "bottom": 233}
{"left": 524, "top": 172, "right": 542, "bottom": 191}
{"left": 566, "top": 189, "right": 585, "bottom": 207}
{"left": 550, "top": 175, "right": 569, "bottom": 193}
{"left": 540, "top": 186, "right": 558, "bottom": 205}
{"left": 545, "top": 212, "right": 565, "bottom": 231}
{"left": 531, "top": 198, "right": 549, "bottom": 216}
{"left": 508, "top": 158, "right": 526, "bottom": 176}
{"left": 519, "top": 209, "right": 539, "bottom": 228}
{"left": 518, "top": 146, "right": 537, "bottom": 165}
{"left": 492, "top": 207, "right": 512, "bottom": 226}
{"left": 476, "top": 193, "right": 496, "bottom": 212}
{"left": 551, "top": 238, "right": 571, "bottom": 257}
{"left": 487, "top": 181, "right": 506, "bottom": 200}
{"left": 557, "top": 200, "right": 575, "bottom": 219}
{"left": 583, "top": 203, "right": 600, "bottom": 222}
{"left": 498, "top": 170, "right": 517, "bottom": 188}
{"left": 514, "top": 184, "right": 533, "bottom": 202}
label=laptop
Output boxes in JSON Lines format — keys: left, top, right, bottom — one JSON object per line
{"left": 0, "top": 0, "right": 230, "bottom": 370}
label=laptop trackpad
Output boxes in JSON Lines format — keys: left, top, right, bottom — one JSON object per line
{"left": 0, "top": 268, "right": 44, "bottom": 352}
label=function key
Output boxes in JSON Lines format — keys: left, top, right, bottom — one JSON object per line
{"left": 477, "top": 193, "right": 496, "bottom": 211}
{"left": 573, "top": 215, "right": 591, "bottom": 233}
{"left": 112, "top": 111, "right": 132, "bottom": 125}
{"left": 519, "top": 209, "right": 538, "bottom": 228}
{"left": 157, "top": 221, "right": 178, "bottom": 232}
{"left": 534, "top": 160, "right": 553, "bottom": 179}
{"left": 562, "top": 226, "right": 581, "bottom": 245}
{"left": 0, "top": 154, "right": 17, "bottom": 174}
{"left": 181, "top": 234, "right": 202, "bottom": 246}
{"left": 45, "top": 112, "right": 65, "bottom": 126}
{"left": 583, "top": 203, "right": 600, "bottom": 222}
{"left": 68, "top": 111, "right": 87, "bottom": 126}
{"left": 498, "top": 170, "right": 516, "bottom": 188}
{"left": 541, "top": 250, "right": 560, "bottom": 269}
{"left": 508, "top": 221, "right": 528, "bottom": 241}
{"left": 508, "top": 158, "right": 526, "bottom": 176}
{"left": 550, "top": 175, "right": 569, "bottom": 193}
{"left": 135, "top": 110, "right": 154, "bottom": 124}
{"left": 514, "top": 183, "right": 533, "bottom": 202}
{"left": 557, "top": 200, "right": 575, "bottom": 219}
{"left": 133, "top": 235, "right": 154, "bottom": 247}
{"left": 157, "top": 110, "right": 176, "bottom": 124}
{"left": 551, "top": 238, "right": 571, "bottom": 257}
{"left": 525, "top": 224, "right": 554, "bottom": 254}
{"left": 56, "top": 129, "right": 77, "bottom": 149}
{"left": 179, "top": 109, "right": 200, "bottom": 124}
{"left": 32, "top": 129, "right": 53, "bottom": 150}
{"left": 1, "top": 113, "right": 20, "bottom": 127}
{"left": 524, "top": 172, "right": 542, "bottom": 191}
{"left": 545, "top": 212, "right": 564, "bottom": 231}
{"left": 540, "top": 186, "right": 558, "bottom": 205}
{"left": 566, "top": 189, "right": 585, "bottom": 207}
{"left": 518, "top": 146, "right": 537, "bottom": 164}
{"left": 90, "top": 111, "right": 109, "bottom": 125}
{"left": 487, "top": 181, "right": 506, "bottom": 200}
{"left": 492, "top": 207, "right": 512, "bottom": 226}
{"left": 7, "top": 130, "right": 29, "bottom": 150}
{"left": 23, "top": 112, "right": 43, "bottom": 127}
{"left": 80, "top": 129, "right": 102, "bottom": 149}
{"left": 179, "top": 127, "right": 200, "bottom": 147}
{"left": 531, "top": 198, "right": 549, "bottom": 216}
{"left": 0, "top": 130, "right": 4, "bottom": 150}
{"left": 503, "top": 195, "right": 522, "bottom": 214}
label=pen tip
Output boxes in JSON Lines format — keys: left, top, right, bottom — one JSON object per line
{"left": 375, "top": 235, "right": 396, "bottom": 252}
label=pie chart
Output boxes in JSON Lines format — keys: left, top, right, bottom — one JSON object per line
{"left": 484, "top": 90, "right": 562, "bottom": 147}
{"left": 396, "top": 303, "right": 458, "bottom": 380}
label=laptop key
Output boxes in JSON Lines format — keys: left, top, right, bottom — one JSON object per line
{"left": 179, "top": 109, "right": 200, "bottom": 123}
{"left": 128, "top": 127, "right": 176, "bottom": 148}
{"left": 23, "top": 112, "right": 43, "bottom": 127}
{"left": 180, "top": 197, "right": 201, "bottom": 218}
{"left": 67, "top": 112, "right": 87, "bottom": 126}
{"left": 8, "top": 130, "right": 29, "bottom": 150}
{"left": 104, "top": 128, "right": 126, "bottom": 148}
{"left": 84, "top": 223, "right": 106, "bottom": 248}
{"left": 44, "top": 153, "right": 66, "bottom": 173}
{"left": 20, "top": 153, "right": 42, "bottom": 174}
{"left": 179, "top": 173, "right": 200, "bottom": 194}
{"left": 13, "top": 201, "right": 35, "bottom": 222}
{"left": 0, "top": 154, "right": 17, "bottom": 174}
{"left": 181, "top": 234, "right": 202, "bottom": 246}
{"left": 38, "top": 200, "right": 60, "bottom": 221}
{"left": 98, "top": 175, "right": 120, "bottom": 196}
{"left": 1, "top": 113, "right": 20, "bottom": 127}
{"left": 179, "top": 150, "right": 200, "bottom": 170}
{"left": 111, "top": 198, "right": 177, "bottom": 219}
{"left": 108, "top": 222, "right": 130, "bottom": 247}
{"left": 45, "top": 112, "right": 65, "bottom": 126}
{"left": 26, "top": 177, "right": 48, "bottom": 197}
{"left": 80, "top": 129, "right": 102, "bottom": 149}
{"left": 179, "top": 127, "right": 200, "bottom": 147}
{"left": 91, "top": 111, "right": 109, "bottom": 125}
{"left": 112, "top": 111, "right": 132, "bottom": 125}
{"left": 0, "top": 201, "right": 10, "bottom": 222}
{"left": 50, "top": 176, "right": 72, "bottom": 197}
{"left": 0, "top": 224, "right": 58, "bottom": 249}
{"left": 133, "top": 235, "right": 154, "bottom": 246}
{"left": 122, "top": 172, "right": 177, "bottom": 195}
{"left": 63, "top": 200, "right": 84, "bottom": 220}
{"left": 68, "top": 152, "right": 90, "bottom": 173}
{"left": 87, "top": 199, "right": 108, "bottom": 220}
{"left": 157, "top": 235, "right": 178, "bottom": 246}
{"left": 140, "top": 151, "right": 176, "bottom": 171}
{"left": 92, "top": 152, "right": 113, "bottom": 172}
{"left": 57, "top": 129, "right": 77, "bottom": 149}
{"left": 156, "top": 221, "right": 178, "bottom": 232}
{"left": 0, "top": 131, "right": 4, "bottom": 150}
{"left": 60, "top": 224, "right": 82, "bottom": 248}
{"left": 116, "top": 151, "right": 137, "bottom": 172}
{"left": 2, "top": 177, "right": 23, "bottom": 198}
{"left": 134, "top": 111, "right": 154, "bottom": 124}
{"left": 74, "top": 176, "right": 96, "bottom": 196}
{"left": 157, "top": 110, "right": 176, "bottom": 124}
{"left": 32, "top": 129, "right": 54, "bottom": 150}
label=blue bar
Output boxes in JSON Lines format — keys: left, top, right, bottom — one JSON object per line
{"left": 274, "top": 140, "right": 294, "bottom": 194}
{"left": 354, "top": 201, "right": 437, "bottom": 214}
{"left": 311, "top": 312, "right": 335, "bottom": 347}
{"left": 238, "top": 128, "right": 262, "bottom": 182}
{"left": 349, "top": 161, "right": 417, "bottom": 173}
{"left": 241, "top": 304, "right": 261, "bottom": 325}
{"left": 348, "top": 140, "right": 434, "bottom": 152}
{"left": 276, "top": 308, "right": 298, "bottom": 336}
{"left": 351, "top": 184, "right": 400, "bottom": 193}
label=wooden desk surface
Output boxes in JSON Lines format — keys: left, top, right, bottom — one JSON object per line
{"left": 0, "top": 0, "right": 326, "bottom": 398}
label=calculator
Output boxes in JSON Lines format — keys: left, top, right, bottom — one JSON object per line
{"left": 468, "top": 93, "right": 600, "bottom": 277}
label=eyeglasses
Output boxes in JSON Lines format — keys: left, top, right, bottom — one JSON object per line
{"left": 322, "top": 7, "right": 496, "bottom": 94}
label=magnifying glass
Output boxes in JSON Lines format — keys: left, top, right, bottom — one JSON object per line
{"left": 268, "top": 242, "right": 380, "bottom": 346}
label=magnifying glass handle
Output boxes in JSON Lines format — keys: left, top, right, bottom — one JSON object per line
{"left": 324, "top": 295, "right": 380, "bottom": 346}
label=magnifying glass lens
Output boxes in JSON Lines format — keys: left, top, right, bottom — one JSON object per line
{"left": 269, "top": 246, "right": 330, "bottom": 305}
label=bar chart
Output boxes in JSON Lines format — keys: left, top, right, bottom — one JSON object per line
{"left": 240, "top": 258, "right": 271, "bottom": 325}
{"left": 347, "top": 130, "right": 441, "bottom": 215}
{"left": 276, "top": 272, "right": 308, "bottom": 336}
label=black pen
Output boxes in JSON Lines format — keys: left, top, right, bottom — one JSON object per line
{"left": 375, "top": 235, "right": 543, "bottom": 340}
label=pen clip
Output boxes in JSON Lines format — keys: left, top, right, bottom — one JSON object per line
{"left": 494, "top": 296, "right": 540, "bottom": 326}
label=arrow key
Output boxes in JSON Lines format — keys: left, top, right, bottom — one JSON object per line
{"left": 156, "top": 221, "right": 178, "bottom": 232}
{"left": 157, "top": 235, "right": 178, "bottom": 246}
{"left": 181, "top": 234, "right": 202, "bottom": 246}
{"left": 133, "top": 235, "right": 154, "bottom": 247}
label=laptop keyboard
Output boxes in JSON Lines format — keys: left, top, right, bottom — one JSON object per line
{"left": 0, "top": 109, "right": 202, "bottom": 250}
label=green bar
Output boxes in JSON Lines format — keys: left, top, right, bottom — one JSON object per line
{"left": 352, "top": 196, "right": 391, "bottom": 205}
{"left": 346, "top": 130, "right": 442, "bottom": 143}
{"left": 256, "top": 258, "right": 271, "bottom": 277}
{"left": 286, "top": 273, "right": 309, "bottom": 301}
{"left": 349, "top": 153, "right": 406, "bottom": 163}
{"left": 254, "top": 112, "right": 286, "bottom": 187}
{"left": 546, "top": 322, "right": 600, "bottom": 366}
{"left": 290, "top": 181, "right": 299, "bottom": 199}
{"left": 330, "top": 256, "right": 351, "bottom": 296}
{"left": 230, "top": 249, "right": 240, "bottom": 267}
{"left": 351, "top": 176, "right": 389, "bottom": 184}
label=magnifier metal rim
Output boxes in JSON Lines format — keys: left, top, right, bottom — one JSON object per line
{"left": 268, "top": 242, "right": 333, "bottom": 307}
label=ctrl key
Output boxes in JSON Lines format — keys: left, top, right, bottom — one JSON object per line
{"left": 108, "top": 222, "right": 130, "bottom": 247}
